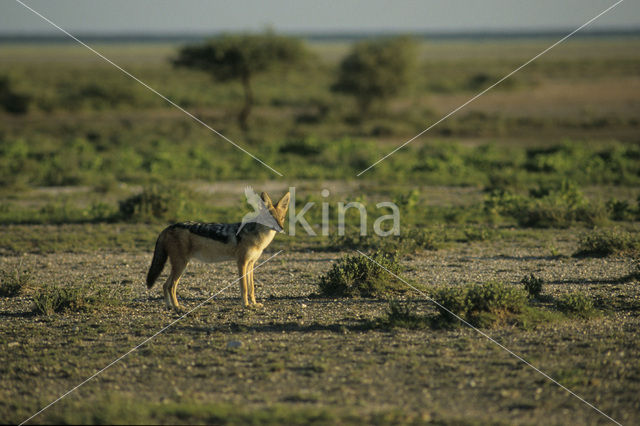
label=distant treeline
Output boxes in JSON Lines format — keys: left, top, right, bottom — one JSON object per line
{"left": 1, "top": 27, "right": 639, "bottom": 44}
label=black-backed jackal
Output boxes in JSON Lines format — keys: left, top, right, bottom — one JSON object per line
{"left": 146, "top": 191, "right": 290, "bottom": 310}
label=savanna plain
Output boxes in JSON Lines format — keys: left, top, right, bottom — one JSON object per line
{"left": 1, "top": 36, "right": 639, "bottom": 425}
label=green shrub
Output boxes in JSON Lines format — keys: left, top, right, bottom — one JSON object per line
{"left": 59, "top": 81, "right": 137, "bottom": 110}
{"left": 574, "top": 228, "right": 640, "bottom": 257}
{"left": 606, "top": 199, "right": 634, "bottom": 221}
{"left": 484, "top": 181, "right": 607, "bottom": 228}
{"left": 403, "top": 227, "right": 441, "bottom": 250}
{"left": 278, "top": 138, "right": 323, "bottom": 156}
{"left": 461, "top": 226, "right": 496, "bottom": 242}
{"left": 483, "top": 189, "right": 526, "bottom": 219}
{"left": 32, "top": 285, "right": 117, "bottom": 315}
{"left": 0, "top": 263, "right": 31, "bottom": 297}
{"left": 377, "top": 300, "right": 431, "bottom": 329}
{"left": 318, "top": 250, "right": 404, "bottom": 298}
{"left": 433, "top": 286, "right": 468, "bottom": 322}
{"left": 555, "top": 293, "right": 596, "bottom": 318}
{"left": 33, "top": 286, "right": 83, "bottom": 315}
{"left": 521, "top": 273, "right": 544, "bottom": 299}
{"left": 0, "top": 75, "right": 30, "bottom": 114}
{"left": 393, "top": 189, "right": 420, "bottom": 214}
{"left": 466, "top": 281, "right": 527, "bottom": 314}
{"left": 434, "top": 281, "right": 528, "bottom": 327}
{"left": 118, "top": 185, "right": 189, "bottom": 223}
{"left": 465, "top": 72, "right": 518, "bottom": 91}
{"left": 85, "top": 201, "right": 117, "bottom": 222}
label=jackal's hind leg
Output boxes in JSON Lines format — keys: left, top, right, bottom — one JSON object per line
{"left": 166, "top": 257, "right": 187, "bottom": 311}
{"left": 162, "top": 276, "right": 173, "bottom": 309}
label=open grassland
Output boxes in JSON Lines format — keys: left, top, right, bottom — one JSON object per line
{"left": 1, "top": 38, "right": 639, "bottom": 190}
{"left": 1, "top": 37, "right": 639, "bottom": 424}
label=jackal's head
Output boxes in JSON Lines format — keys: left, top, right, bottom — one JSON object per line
{"left": 261, "top": 191, "right": 290, "bottom": 233}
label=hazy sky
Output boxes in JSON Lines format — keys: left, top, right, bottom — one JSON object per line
{"left": 1, "top": 0, "right": 639, "bottom": 35}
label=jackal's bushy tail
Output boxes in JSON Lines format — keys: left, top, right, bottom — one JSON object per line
{"left": 146, "top": 232, "right": 168, "bottom": 288}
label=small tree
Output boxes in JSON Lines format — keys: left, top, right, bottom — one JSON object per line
{"left": 0, "top": 76, "right": 30, "bottom": 115}
{"left": 173, "top": 32, "right": 306, "bottom": 129}
{"left": 332, "top": 37, "right": 418, "bottom": 117}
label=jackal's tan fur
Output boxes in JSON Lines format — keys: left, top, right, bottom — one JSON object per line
{"left": 146, "top": 191, "right": 290, "bottom": 310}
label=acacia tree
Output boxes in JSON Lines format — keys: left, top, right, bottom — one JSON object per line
{"left": 332, "top": 37, "right": 418, "bottom": 117}
{"left": 173, "top": 32, "right": 306, "bottom": 129}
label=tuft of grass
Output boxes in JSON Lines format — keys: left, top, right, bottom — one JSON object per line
{"left": 434, "top": 281, "right": 528, "bottom": 327}
{"left": 33, "top": 286, "right": 82, "bottom": 315}
{"left": 0, "top": 261, "right": 31, "bottom": 297}
{"left": 32, "top": 284, "right": 119, "bottom": 315}
{"left": 318, "top": 250, "right": 405, "bottom": 298}
{"left": 521, "top": 273, "right": 544, "bottom": 299}
{"left": 555, "top": 293, "right": 597, "bottom": 318}
{"left": 573, "top": 228, "right": 640, "bottom": 257}
{"left": 376, "top": 300, "right": 432, "bottom": 329}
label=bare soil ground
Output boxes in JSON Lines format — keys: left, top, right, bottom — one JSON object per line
{"left": 1, "top": 229, "right": 639, "bottom": 425}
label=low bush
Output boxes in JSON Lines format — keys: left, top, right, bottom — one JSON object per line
{"left": 59, "top": 81, "right": 138, "bottom": 111}
{"left": 371, "top": 285, "right": 599, "bottom": 331}
{"left": 606, "top": 199, "right": 635, "bottom": 221}
{"left": 402, "top": 227, "right": 441, "bottom": 250}
{"left": 318, "top": 250, "right": 405, "bottom": 298}
{"left": 0, "top": 75, "right": 30, "bottom": 114}
{"left": 33, "top": 286, "right": 82, "bottom": 315}
{"left": 434, "top": 281, "right": 528, "bottom": 327}
{"left": 521, "top": 274, "right": 544, "bottom": 299}
{"left": 461, "top": 225, "right": 497, "bottom": 242}
{"left": 555, "top": 293, "right": 596, "bottom": 318}
{"left": 32, "top": 285, "right": 118, "bottom": 315}
{"left": 118, "top": 185, "right": 192, "bottom": 223}
{"left": 376, "top": 300, "right": 432, "bottom": 329}
{"left": 574, "top": 228, "right": 640, "bottom": 257}
{"left": 484, "top": 181, "right": 607, "bottom": 228}
{"left": 465, "top": 72, "right": 519, "bottom": 91}
{"left": 278, "top": 138, "right": 323, "bottom": 156}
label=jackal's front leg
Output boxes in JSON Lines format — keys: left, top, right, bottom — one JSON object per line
{"left": 237, "top": 260, "right": 249, "bottom": 307}
{"left": 247, "top": 260, "right": 263, "bottom": 307}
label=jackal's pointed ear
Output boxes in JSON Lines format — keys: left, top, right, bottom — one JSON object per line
{"left": 261, "top": 192, "right": 274, "bottom": 208}
{"left": 276, "top": 192, "right": 291, "bottom": 212}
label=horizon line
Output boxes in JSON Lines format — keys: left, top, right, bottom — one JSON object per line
{"left": 0, "top": 26, "right": 638, "bottom": 44}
